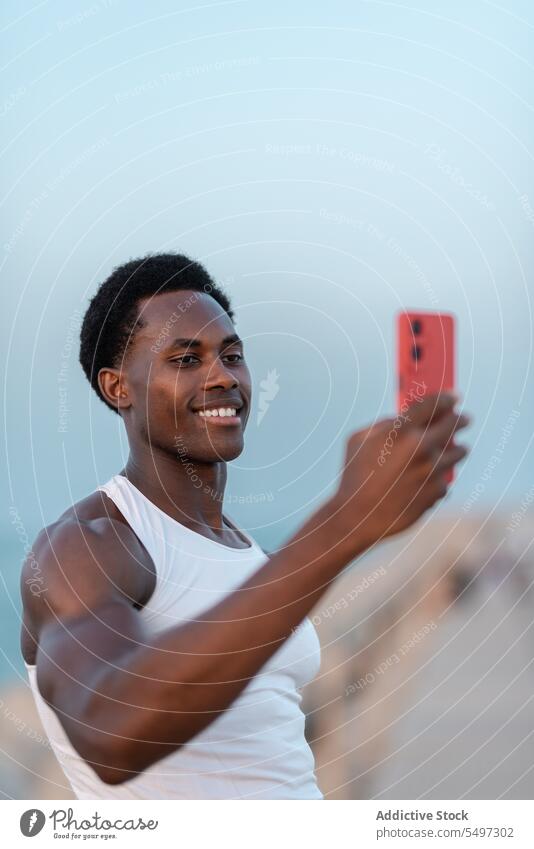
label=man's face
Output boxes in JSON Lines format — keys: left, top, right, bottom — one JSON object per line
{"left": 119, "top": 290, "right": 251, "bottom": 462}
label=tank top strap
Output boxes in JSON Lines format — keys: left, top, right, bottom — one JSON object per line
{"left": 96, "top": 474, "right": 171, "bottom": 572}
{"left": 97, "top": 474, "right": 263, "bottom": 560}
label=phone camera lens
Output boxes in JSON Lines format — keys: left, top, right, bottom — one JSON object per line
{"left": 411, "top": 344, "right": 421, "bottom": 361}
{"left": 411, "top": 319, "right": 422, "bottom": 335}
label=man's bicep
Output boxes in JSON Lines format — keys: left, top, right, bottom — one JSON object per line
{"left": 36, "top": 598, "right": 148, "bottom": 706}
{"left": 28, "top": 519, "right": 151, "bottom": 707}
{"left": 33, "top": 598, "right": 151, "bottom": 777}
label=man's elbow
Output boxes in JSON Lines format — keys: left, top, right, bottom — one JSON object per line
{"left": 91, "top": 759, "right": 140, "bottom": 786}
{"left": 82, "top": 736, "right": 187, "bottom": 786}
{"left": 79, "top": 738, "right": 142, "bottom": 786}
{"left": 69, "top": 696, "right": 199, "bottom": 785}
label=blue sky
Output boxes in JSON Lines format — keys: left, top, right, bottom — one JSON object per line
{"left": 1, "top": 0, "right": 533, "bottom": 548}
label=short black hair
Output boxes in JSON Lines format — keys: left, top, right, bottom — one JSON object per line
{"left": 79, "top": 252, "right": 235, "bottom": 413}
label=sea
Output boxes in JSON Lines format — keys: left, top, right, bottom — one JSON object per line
{"left": 0, "top": 539, "right": 27, "bottom": 685}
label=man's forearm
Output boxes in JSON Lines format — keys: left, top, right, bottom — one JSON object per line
{"left": 89, "top": 497, "right": 370, "bottom": 778}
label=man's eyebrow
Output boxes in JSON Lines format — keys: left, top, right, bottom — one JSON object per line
{"left": 166, "top": 334, "right": 243, "bottom": 349}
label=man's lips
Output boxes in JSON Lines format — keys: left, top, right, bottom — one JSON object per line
{"left": 195, "top": 413, "right": 241, "bottom": 426}
{"left": 191, "top": 403, "right": 243, "bottom": 426}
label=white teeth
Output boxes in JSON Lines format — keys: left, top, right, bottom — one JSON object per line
{"left": 197, "top": 407, "right": 237, "bottom": 418}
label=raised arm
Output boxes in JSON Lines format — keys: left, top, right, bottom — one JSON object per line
{"left": 24, "top": 392, "right": 469, "bottom": 785}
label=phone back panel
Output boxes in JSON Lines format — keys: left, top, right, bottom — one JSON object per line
{"left": 396, "top": 310, "right": 456, "bottom": 481}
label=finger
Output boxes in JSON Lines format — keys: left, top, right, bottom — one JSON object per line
{"left": 404, "top": 391, "right": 457, "bottom": 427}
{"left": 431, "top": 443, "right": 469, "bottom": 475}
{"left": 425, "top": 411, "right": 471, "bottom": 450}
{"left": 417, "top": 474, "right": 450, "bottom": 511}
{"left": 406, "top": 480, "right": 446, "bottom": 525}
{"left": 441, "top": 441, "right": 469, "bottom": 465}
{"left": 442, "top": 442, "right": 469, "bottom": 468}
{"left": 415, "top": 442, "right": 468, "bottom": 481}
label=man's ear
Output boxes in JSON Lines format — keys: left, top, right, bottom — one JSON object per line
{"left": 98, "top": 367, "right": 131, "bottom": 413}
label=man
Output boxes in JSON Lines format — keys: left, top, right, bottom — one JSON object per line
{"left": 20, "top": 253, "right": 470, "bottom": 799}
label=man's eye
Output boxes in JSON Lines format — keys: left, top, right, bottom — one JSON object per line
{"left": 223, "top": 353, "right": 244, "bottom": 363}
{"left": 170, "top": 355, "right": 198, "bottom": 366}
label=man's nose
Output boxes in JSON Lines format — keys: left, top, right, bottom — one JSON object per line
{"left": 202, "top": 359, "right": 239, "bottom": 391}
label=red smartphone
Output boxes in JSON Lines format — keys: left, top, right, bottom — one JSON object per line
{"left": 396, "top": 310, "right": 456, "bottom": 483}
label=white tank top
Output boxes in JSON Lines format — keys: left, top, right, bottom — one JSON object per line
{"left": 25, "top": 473, "right": 323, "bottom": 800}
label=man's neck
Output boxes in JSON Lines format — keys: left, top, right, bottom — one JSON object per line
{"left": 121, "top": 445, "right": 228, "bottom": 533}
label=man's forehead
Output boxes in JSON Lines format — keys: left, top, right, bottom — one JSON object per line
{"left": 136, "top": 290, "right": 231, "bottom": 339}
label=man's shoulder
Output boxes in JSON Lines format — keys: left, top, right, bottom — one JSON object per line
{"left": 57, "top": 487, "right": 125, "bottom": 525}
{"left": 21, "top": 494, "right": 156, "bottom": 628}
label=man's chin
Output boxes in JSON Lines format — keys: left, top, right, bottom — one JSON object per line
{"left": 209, "top": 440, "right": 244, "bottom": 462}
{"left": 188, "top": 436, "right": 244, "bottom": 463}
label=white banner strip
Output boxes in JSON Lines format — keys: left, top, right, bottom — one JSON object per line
{"left": 3, "top": 799, "right": 534, "bottom": 847}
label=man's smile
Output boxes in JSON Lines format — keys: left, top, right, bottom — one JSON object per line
{"left": 190, "top": 396, "right": 245, "bottom": 427}
{"left": 193, "top": 406, "right": 242, "bottom": 426}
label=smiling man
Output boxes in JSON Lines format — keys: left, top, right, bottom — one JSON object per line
{"left": 20, "top": 252, "right": 470, "bottom": 799}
